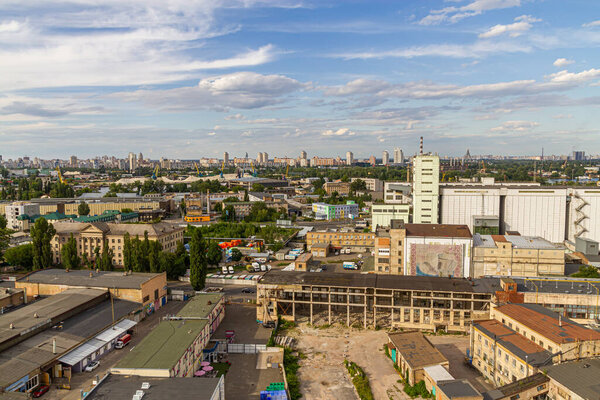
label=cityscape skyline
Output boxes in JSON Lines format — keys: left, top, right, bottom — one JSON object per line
{"left": 1, "top": 1, "right": 599, "bottom": 158}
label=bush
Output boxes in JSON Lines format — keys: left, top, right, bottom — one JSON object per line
{"left": 403, "top": 380, "right": 433, "bottom": 399}
{"left": 344, "top": 360, "right": 374, "bottom": 400}
{"left": 284, "top": 348, "right": 302, "bottom": 400}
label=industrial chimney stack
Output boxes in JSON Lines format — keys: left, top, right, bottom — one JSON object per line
{"left": 419, "top": 136, "right": 423, "bottom": 155}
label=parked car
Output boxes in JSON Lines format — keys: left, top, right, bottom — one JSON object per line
{"left": 115, "top": 334, "right": 132, "bottom": 349}
{"left": 228, "top": 266, "right": 235, "bottom": 274}
{"left": 85, "top": 361, "right": 100, "bottom": 372}
{"left": 241, "top": 287, "right": 255, "bottom": 294}
{"left": 33, "top": 385, "right": 49, "bottom": 398}
{"left": 262, "top": 321, "right": 276, "bottom": 329}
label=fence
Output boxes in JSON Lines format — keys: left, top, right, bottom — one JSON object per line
{"left": 227, "top": 343, "right": 267, "bottom": 354}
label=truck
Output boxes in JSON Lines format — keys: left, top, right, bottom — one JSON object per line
{"left": 252, "top": 262, "right": 261, "bottom": 272}
{"left": 115, "top": 334, "right": 132, "bottom": 349}
{"left": 343, "top": 261, "right": 357, "bottom": 270}
{"left": 260, "top": 264, "right": 267, "bottom": 272}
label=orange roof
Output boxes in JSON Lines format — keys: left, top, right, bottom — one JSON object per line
{"left": 405, "top": 224, "right": 472, "bottom": 238}
{"left": 491, "top": 235, "right": 508, "bottom": 242}
{"left": 476, "top": 320, "right": 548, "bottom": 355}
{"left": 496, "top": 303, "right": 600, "bottom": 344}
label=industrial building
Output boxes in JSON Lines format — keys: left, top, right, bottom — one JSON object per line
{"left": 257, "top": 271, "right": 496, "bottom": 332}
{"left": 15, "top": 269, "right": 168, "bottom": 311}
{"left": 412, "top": 154, "right": 440, "bottom": 224}
{"left": 85, "top": 374, "right": 225, "bottom": 400}
{"left": 472, "top": 234, "right": 565, "bottom": 278}
{"left": 371, "top": 203, "right": 411, "bottom": 232}
{"left": 49, "top": 221, "right": 184, "bottom": 267}
{"left": 112, "top": 293, "right": 224, "bottom": 378}
{"left": 0, "top": 288, "right": 139, "bottom": 393}
{"left": 323, "top": 181, "right": 351, "bottom": 196}
{"left": 306, "top": 229, "right": 375, "bottom": 251}
{"left": 383, "top": 182, "right": 411, "bottom": 204}
{"left": 350, "top": 177, "right": 383, "bottom": 192}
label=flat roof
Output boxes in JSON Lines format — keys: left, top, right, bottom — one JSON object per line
{"left": 511, "top": 276, "right": 600, "bottom": 295}
{"left": 260, "top": 270, "right": 499, "bottom": 294}
{"left": 474, "top": 234, "right": 561, "bottom": 249}
{"left": 0, "top": 288, "right": 107, "bottom": 347}
{"left": 544, "top": 359, "right": 600, "bottom": 399}
{"left": 437, "top": 379, "right": 481, "bottom": 399}
{"left": 387, "top": 331, "right": 448, "bottom": 369}
{"left": 405, "top": 224, "right": 472, "bottom": 239}
{"left": 474, "top": 320, "right": 551, "bottom": 366}
{"left": 483, "top": 373, "right": 549, "bottom": 400}
{"left": 176, "top": 293, "right": 223, "bottom": 319}
{"left": 494, "top": 303, "right": 600, "bottom": 344}
{"left": 18, "top": 269, "right": 162, "bottom": 290}
{"left": 114, "top": 320, "right": 207, "bottom": 370}
{"left": 86, "top": 374, "right": 221, "bottom": 400}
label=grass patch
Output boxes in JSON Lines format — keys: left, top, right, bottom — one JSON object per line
{"left": 211, "top": 362, "right": 231, "bottom": 377}
{"left": 284, "top": 348, "right": 303, "bottom": 400}
{"left": 403, "top": 380, "right": 434, "bottom": 399}
{"left": 344, "top": 360, "right": 374, "bottom": 400}
{"left": 267, "top": 316, "right": 296, "bottom": 346}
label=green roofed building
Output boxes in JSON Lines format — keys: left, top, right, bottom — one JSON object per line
{"left": 111, "top": 293, "right": 225, "bottom": 378}
{"left": 16, "top": 212, "right": 76, "bottom": 231}
{"left": 73, "top": 210, "right": 139, "bottom": 223}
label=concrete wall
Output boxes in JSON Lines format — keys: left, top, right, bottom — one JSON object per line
{"left": 440, "top": 188, "right": 500, "bottom": 232}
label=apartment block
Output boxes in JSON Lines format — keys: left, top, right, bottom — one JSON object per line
{"left": 306, "top": 229, "right": 375, "bottom": 250}
{"left": 312, "top": 202, "right": 359, "bottom": 220}
{"left": 350, "top": 178, "right": 383, "bottom": 192}
{"left": 472, "top": 234, "right": 565, "bottom": 278}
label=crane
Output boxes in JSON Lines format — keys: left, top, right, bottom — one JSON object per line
{"left": 194, "top": 162, "right": 202, "bottom": 177}
{"left": 55, "top": 166, "right": 65, "bottom": 184}
{"left": 480, "top": 160, "right": 486, "bottom": 174}
{"left": 151, "top": 165, "right": 160, "bottom": 180}
{"left": 285, "top": 163, "right": 289, "bottom": 180}
{"left": 250, "top": 160, "right": 257, "bottom": 177}
{"left": 220, "top": 160, "right": 225, "bottom": 178}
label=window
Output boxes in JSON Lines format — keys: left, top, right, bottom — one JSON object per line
{"left": 143, "top": 295, "right": 150, "bottom": 303}
{"left": 154, "top": 289, "right": 159, "bottom": 300}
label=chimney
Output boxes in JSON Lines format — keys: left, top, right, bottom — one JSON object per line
{"left": 206, "top": 189, "right": 210, "bottom": 214}
{"left": 419, "top": 136, "right": 423, "bottom": 155}
{"left": 53, "top": 338, "right": 56, "bottom": 354}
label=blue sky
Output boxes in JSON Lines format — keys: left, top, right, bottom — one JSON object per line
{"left": 1, "top": 0, "right": 599, "bottom": 160}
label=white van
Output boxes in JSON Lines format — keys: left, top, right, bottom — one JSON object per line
{"left": 228, "top": 266, "right": 235, "bottom": 274}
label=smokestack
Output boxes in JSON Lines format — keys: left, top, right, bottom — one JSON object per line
{"left": 53, "top": 338, "right": 56, "bottom": 354}
{"left": 419, "top": 137, "right": 423, "bottom": 155}
{"left": 206, "top": 189, "right": 210, "bottom": 214}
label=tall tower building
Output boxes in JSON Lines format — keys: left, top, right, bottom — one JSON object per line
{"left": 382, "top": 151, "right": 390, "bottom": 166}
{"left": 393, "top": 148, "right": 404, "bottom": 164}
{"left": 128, "top": 152, "right": 137, "bottom": 172}
{"left": 412, "top": 154, "right": 440, "bottom": 224}
{"left": 300, "top": 150, "right": 307, "bottom": 160}
{"left": 223, "top": 152, "right": 229, "bottom": 165}
{"left": 257, "top": 153, "right": 263, "bottom": 164}
{"left": 263, "top": 152, "right": 268, "bottom": 163}
{"left": 70, "top": 155, "right": 78, "bottom": 168}
{"left": 138, "top": 152, "right": 143, "bottom": 162}
{"left": 346, "top": 151, "right": 354, "bottom": 166}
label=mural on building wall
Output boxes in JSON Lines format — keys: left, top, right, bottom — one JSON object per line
{"left": 409, "top": 244, "right": 463, "bottom": 277}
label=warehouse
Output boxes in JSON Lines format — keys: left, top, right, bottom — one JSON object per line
{"left": 0, "top": 289, "right": 138, "bottom": 393}
{"left": 257, "top": 271, "right": 496, "bottom": 332}
{"left": 16, "top": 269, "right": 168, "bottom": 312}
{"left": 112, "top": 293, "right": 224, "bottom": 378}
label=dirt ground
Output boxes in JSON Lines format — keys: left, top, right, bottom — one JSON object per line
{"left": 285, "top": 324, "right": 490, "bottom": 400}
{"left": 286, "top": 324, "right": 408, "bottom": 400}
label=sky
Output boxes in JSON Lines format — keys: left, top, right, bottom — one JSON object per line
{"left": 1, "top": 0, "right": 599, "bottom": 160}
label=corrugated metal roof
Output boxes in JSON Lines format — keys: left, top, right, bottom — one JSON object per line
{"left": 58, "top": 338, "right": 106, "bottom": 366}
{"left": 423, "top": 364, "right": 454, "bottom": 382}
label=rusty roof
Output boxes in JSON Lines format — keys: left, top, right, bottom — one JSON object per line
{"left": 491, "top": 235, "right": 508, "bottom": 242}
{"left": 387, "top": 331, "right": 447, "bottom": 369}
{"left": 495, "top": 303, "right": 600, "bottom": 344}
{"left": 475, "top": 320, "right": 551, "bottom": 366}
{"left": 405, "top": 224, "right": 472, "bottom": 238}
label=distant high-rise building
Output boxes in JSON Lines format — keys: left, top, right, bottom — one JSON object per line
{"left": 369, "top": 155, "right": 376, "bottom": 166}
{"left": 393, "top": 148, "right": 404, "bottom": 164}
{"left": 69, "top": 155, "right": 78, "bottom": 167}
{"left": 263, "top": 152, "right": 269, "bottom": 163}
{"left": 572, "top": 151, "right": 585, "bottom": 161}
{"left": 300, "top": 150, "right": 307, "bottom": 160}
{"left": 464, "top": 149, "right": 472, "bottom": 160}
{"left": 128, "top": 152, "right": 137, "bottom": 171}
{"left": 223, "top": 152, "right": 229, "bottom": 165}
{"left": 413, "top": 154, "right": 440, "bottom": 224}
{"left": 257, "top": 152, "right": 263, "bottom": 164}
{"left": 346, "top": 151, "right": 354, "bottom": 166}
{"left": 138, "top": 152, "right": 143, "bottom": 162}
{"left": 382, "top": 151, "right": 390, "bottom": 166}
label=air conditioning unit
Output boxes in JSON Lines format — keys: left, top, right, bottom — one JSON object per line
{"left": 141, "top": 383, "right": 151, "bottom": 390}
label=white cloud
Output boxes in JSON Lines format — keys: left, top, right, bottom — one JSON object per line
{"left": 553, "top": 58, "right": 574, "bottom": 67}
{"left": 0, "top": 20, "right": 24, "bottom": 33}
{"left": 479, "top": 15, "right": 540, "bottom": 38}
{"left": 225, "top": 113, "right": 245, "bottom": 120}
{"left": 322, "top": 128, "right": 355, "bottom": 136}
{"left": 583, "top": 20, "right": 600, "bottom": 28}
{"left": 490, "top": 120, "right": 539, "bottom": 132}
{"left": 546, "top": 69, "right": 600, "bottom": 84}
{"left": 207, "top": 132, "right": 216, "bottom": 136}
{"left": 419, "top": 0, "right": 521, "bottom": 25}
{"left": 114, "top": 72, "right": 305, "bottom": 110}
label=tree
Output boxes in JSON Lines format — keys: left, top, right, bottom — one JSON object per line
{"left": 61, "top": 233, "right": 81, "bottom": 269}
{"left": 0, "top": 214, "right": 7, "bottom": 229}
{"left": 244, "top": 190, "right": 249, "bottom": 202}
{"left": 148, "top": 240, "right": 162, "bottom": 273}
{"left": 251, "top": 183, "right": 265, "bottom": 192}
{"left": 572, "top": 265, "right": 600, "bottom": 278}
{"left": 350, "top": 179, "right": 367, "bottom": 193}
{"left": 30, "top": 218, "right": 56, "bottom": 269}
{"left": 123, "top": 233, "right": 133, "bottom": 270}
{"left": 99, "top": 241, "right": 114, "bottom": 271}
{"left": 3, "top": 244, "right": 33, "bottom": 270}
{"left": 189, "top": 228, "right": 207, "bottom": 291}
{"left": 222, "top": 204, "right": 236, "bottom": 222}
{"left": 78, "top": 201, "right": 91, "bottom": 216}
{"left": 206, "top": 241, "right": 223, "bottom": 266}
{"left": 231, "top": 248, "right": 243, "bottom": 262}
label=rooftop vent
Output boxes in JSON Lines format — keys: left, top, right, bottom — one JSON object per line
{"left": 33, "top": 313, "right": 38, "bottom": 318}
{"left": 141, "top": 382, "right": 150, "bottom": 390}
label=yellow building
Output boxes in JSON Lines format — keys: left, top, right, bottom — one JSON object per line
{"left": 374, "top": 222, "right": 406, "bottom": 274}
{"left": 306, "top": 229, "right": 375, "bottom": 250}
{"left": 472, "top": 234, "right": 565, "bottom": 277}
{"left": 50, "top": 221, "right": 184, "bottom": 267}
{"left": 323, "top": 181, "right": 351, "bottom": 196}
